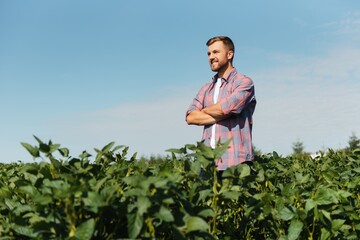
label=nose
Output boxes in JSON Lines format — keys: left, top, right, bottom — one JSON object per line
{"left": 208, "top": 53, "right": 214, "bottom": 61}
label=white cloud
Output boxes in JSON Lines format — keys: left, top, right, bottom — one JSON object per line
{"left": 257, "top": 46, "right": 360, "bottom": 84}
{"left": 337, "top": 10, "right": 360, "bottom": 35}
{"left": 319, "top": 10, "right": 360, "bottom": 39}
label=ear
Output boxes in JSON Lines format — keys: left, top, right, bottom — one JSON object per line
{"left": 227, "top": 50, "right": 234, "bottom": 60}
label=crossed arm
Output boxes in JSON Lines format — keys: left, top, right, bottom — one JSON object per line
{"left": 186, "top": 76, "right": 255, "bottom": 126}
{"left": 186, "top": 102, "right": 226, "bottom": 126}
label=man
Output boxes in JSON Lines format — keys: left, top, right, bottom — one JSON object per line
{"left": 186, "top": 36, "right": 256, "bottom": 171}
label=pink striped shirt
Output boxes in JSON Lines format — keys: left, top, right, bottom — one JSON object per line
{"left": 186, "top": 68, "right": 256, "bottom": 170}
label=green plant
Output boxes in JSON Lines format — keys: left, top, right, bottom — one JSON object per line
{"left": 0, "top": 136, "right": 359, "bottom": 239}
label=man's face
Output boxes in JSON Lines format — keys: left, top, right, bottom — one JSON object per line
{"left": 207, "top": 41, "right": 232, "bottom": 72}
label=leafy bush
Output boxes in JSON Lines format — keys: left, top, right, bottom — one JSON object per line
{"left": 0, "top": 137, "right": 359, "bottom": 239}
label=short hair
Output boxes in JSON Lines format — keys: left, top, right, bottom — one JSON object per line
{"left": 206, "top": 36, "right": 235, "bottom": 53}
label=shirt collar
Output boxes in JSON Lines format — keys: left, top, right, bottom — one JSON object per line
{"left": 212, "top": 68, "right": 237, "bottom": 83}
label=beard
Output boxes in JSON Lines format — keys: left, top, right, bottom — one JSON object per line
{"left": 210, "top": 61, "right": 227, "bottom": 72}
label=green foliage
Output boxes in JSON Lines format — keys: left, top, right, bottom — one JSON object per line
{"left": 1, "top": 136, "right": 360, "bottom": 239}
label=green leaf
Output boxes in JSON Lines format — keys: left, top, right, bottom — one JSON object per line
{"left": 295, "top": 173, "right": 310, "bottom": 184}
{"left": 127, "top": 213, "right": 143, "bottom": 239}
{"left": 101, "top": 142, "right": 115, "bottom": 152}
{"left": 49, "top": 143, "right": 61, "bottom": 153}
{"left": 83, "top": 192, "right": 107, "bottom": 213}
{"left": 277, "top": 206, "right": 296, "bottom": 221}
{"left": 13, "top": 205, "right": 33, "bottom": 216}
{"left": 214, "top": 138, "right": 231, "bottom": 159}
{"left": 288, "top": 219, "right": 303, "bottom": 240}
{"left": 12, "top": 225, "right": 38, "bottom": 238}
{"left": 39, "top": 143, "right": 50, "bottom": 153}
{"left": 305, "top": 199, "right": 316, "bottom": 212}
{"left": 21, "top": 142, "right": 40, "bottom": 158}
{"left": 74, "top": 218, "right": 95, "bottom": 240}
{"left": 166, "top": 147, "right": 187, "bottom": 154}
{"left": 130, "top": 152, "right": 137, "bottom": 161}
{"left": 94, "top": 177, "right": 109, "bottom": 193}
{"left": 332, "top": 219, "right": 346, "bottom": 231}
{"left": 79, "top": 151, "right": 92, "bottom": 159}
{"left": 221, "top": 191, "right": 241, "bottom": 200}
{"left": 320, "top": 227, "right": 331, "bottom": 240}
{"left": 23, "top": 212, "right": 47, "bottom": 225}
{"left": 18, "top": 185, "right": 36, "bottom": 195}
{"left": 314, "top": 187, "right": 338, "bottom": 205}
{"left": 5, "top": 198, "right": 17, "bottom": 210}
{"left": 272, "top": 151, "right": 280, "bottom": 158}
{"left": 184, "top": 143, "right": 196, "bottom": 151}
{"left": 337, "top": 189, "right": 352, "bottom": 201}
{"left": 198, "top": 189, "right": 212, "bottom": 203}
{"left": 320, "top": 209, "right": 331, "bottom": 221}
{"left": 137, "top": 196, "right": 151, "bottom": 215}
{"left": 58, "top": 147, "right": 70, "bottom": 157}
{"left": 32, "top": 194, "right": 53, "bottom": 205}
{"left": 198, "top": 209, "right": 214, "bottom": 218}
{"left": 112, "top": 144, "right": 125, "bottom": 152}
{"left": 33, "top": 135, "right": 44, "bottom": 144}
{"left": 186, "top": 216, "right": 209, "bottom": 233}
{"left": 155, "top": 206, "right": 174, "bottom": 222}
{"left": 222, "top": 168, "right": 234, "bottom": 178}
{"left": 198, "top": 142, "right": 214, "bottom": 159}
{"left": 239, "top": 163, "right": 251, "bottom": 178}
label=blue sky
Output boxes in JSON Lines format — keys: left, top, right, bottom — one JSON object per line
{"left": 1, "top": 1, "right": 360, "bottom": 163}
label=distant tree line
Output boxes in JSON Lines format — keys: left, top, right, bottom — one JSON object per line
{"left": 289, "top": 132, "right": 360, "bottom": 156}
{"left": 254, "top": 132, "right": 360, "bottom": 157}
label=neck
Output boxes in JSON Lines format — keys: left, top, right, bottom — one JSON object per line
{"left": 217, "top": 63, "right": 234, "bottom": 79}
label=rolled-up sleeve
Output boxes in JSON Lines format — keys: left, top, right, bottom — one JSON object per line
{"left": 185, "top": 83, "right": 211, "bottom": 117}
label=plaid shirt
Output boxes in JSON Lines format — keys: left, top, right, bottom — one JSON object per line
{"left": 186, "top": 68, "right": 256, "bottom": 170}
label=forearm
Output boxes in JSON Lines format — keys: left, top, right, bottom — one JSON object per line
{"left": 186, "top": 110, "right": 216, "bottom": 126}
{"left": 202, "top": 103, "right": 226, "bottom": 118}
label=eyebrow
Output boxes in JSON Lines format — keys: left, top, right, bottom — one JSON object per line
{"left": 207, "top": 49, "right": 220, "bottom": 55}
